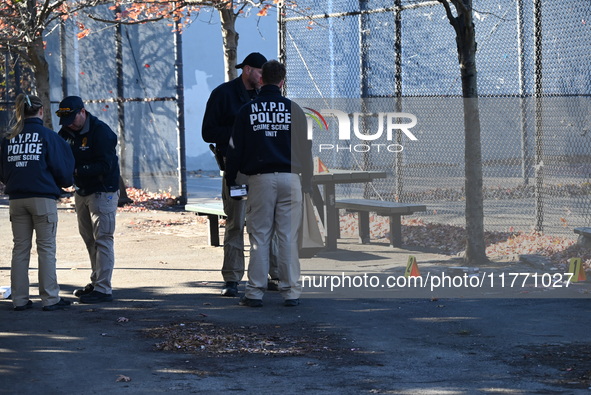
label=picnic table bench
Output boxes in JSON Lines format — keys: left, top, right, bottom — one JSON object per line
{"left": 185, "top": 202, "right": 226, "bottom": 246}
{"left": 185, "top": 197, "right": 427, "bottom": 249}
{"left": 312, "top": 170, "right": 387, "bottom": 251}
{"left": 574, "top": 227, "right": 591, "bottom": 247}
{"left": 336, "top": 199, "right": 427, "bottom": 248}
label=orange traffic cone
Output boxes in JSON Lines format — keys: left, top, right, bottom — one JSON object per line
{"left": 404, "top": 255, "right": 421, "bottom": 278}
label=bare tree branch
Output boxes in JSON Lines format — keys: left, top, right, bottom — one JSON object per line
{"left": 437, "top": 0, "right": 458, "bottom": 32}
{"left": 87, "top": 2, "right": 187, "bottom": 25}
{"left": 449, "top": 0, "right": 468, "bottom": 15}
{"left": 449, "top": 0, "right": 474, "bottom": 31}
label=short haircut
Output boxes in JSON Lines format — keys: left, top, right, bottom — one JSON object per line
{"left": 261, "top": 60, "right": 286, "bottom": 86}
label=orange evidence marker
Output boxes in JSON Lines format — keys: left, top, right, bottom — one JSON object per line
{"left": 314, "top": 157, "right": 330, "bottom": 173}
{"left": 404, "top": 255, "right": 421, "bottom": 278}
{"left": 567, "top": 257, "right": 587, "bottom": 282}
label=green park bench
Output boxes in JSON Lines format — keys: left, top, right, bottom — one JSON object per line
{"left": 335, "top": 199, "right": 427, "bottom": 248}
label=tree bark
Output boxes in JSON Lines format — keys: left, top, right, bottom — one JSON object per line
{"left": 28, "top": 35, "right": 53, "bottom": 129}
{"left": 443, "top": 0, "right": 487, "bottom": 264}
{"left": 218, "top": 8, "right": 239, "bottom": 82}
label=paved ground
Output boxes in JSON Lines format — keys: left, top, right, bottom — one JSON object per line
{"left": 1, "top": 200, "right": 591, "bottom": 394}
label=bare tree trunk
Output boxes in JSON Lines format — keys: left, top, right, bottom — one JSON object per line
{"left": 441, "top": 0, "right": 487, "bottom": 264}
{"left": 28, "top": 36, "right": 53, "bottom": 129}
{"left": 219, "top": 8, "right": 239, "bottom": 82}
{"left": 23, "top": 0, "right": 52, "bottom": 128}
{"left": 463, "top": 97, "right": 487, "bottom": 264}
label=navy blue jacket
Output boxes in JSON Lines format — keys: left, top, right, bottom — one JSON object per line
{"left": 225, "top": 85, "right": 313, "bottom": 190}
{"left": 202, "top": 76, "right": 256, "bottom": 157}
{"left": 58, "top": 112, "right": 120, "bottom": 197}
{"left": 0, "top": 118, "right": 74, "bottom": 200}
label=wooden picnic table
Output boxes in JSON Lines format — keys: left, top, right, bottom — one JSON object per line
{"left": 312, "top": 169, "right": 387, "bottom": 251}
{"left": 185, "top": 169, "right": 390, "bottom": 251}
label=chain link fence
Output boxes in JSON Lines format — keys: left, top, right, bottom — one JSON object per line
{"left": 1, "top": 5, "right": 185, "bottom": 200}
{"left": 0, "top": 54, "right": 34, "bottom": 131}
{"left": 0, "top": 54, "right": 36, "bottom": 195}
{"left": 280, "top": 0, "right": 591, "bottom": 238}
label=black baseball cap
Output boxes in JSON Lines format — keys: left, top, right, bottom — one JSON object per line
{"left": 56, "top": 96, "right": 84, "bottom": 125}
{"left": 235, "top": 52, "right": 267, "bottom": 69}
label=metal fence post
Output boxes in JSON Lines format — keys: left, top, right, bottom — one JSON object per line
{"left": 174, "top": 21, "right": 187, "bottom": 205}
{"left": 395, "top": 0, "right": 403, "bottom": 202}
{"left": 533, "top": 0, "right": 544, "bottom": 232}
{"left": 115, "top": 14, "right": 126, "bottom": 183}
{"left": 516, "top": 0, "right": 530, "bottom": 186}
{"left": 278, "top": 1, "right": 287, "bottom": 94}
{"left": 359, "top": 0, "right": 371, "bottom": 186}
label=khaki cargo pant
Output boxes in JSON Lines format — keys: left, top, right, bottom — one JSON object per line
{"left": 221, "top": 172, "right": 280, "bottom": 283}
{"left": 10, "top": 197, "right": 61, "bottom": 308}
{"left": 75, "top": 191, "right": 118, "bottom": 294}
{"left": 245, "top": 173, "right": 303, "bottom": 301}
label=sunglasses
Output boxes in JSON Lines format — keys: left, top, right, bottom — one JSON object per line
{"left": 55, "top": 108, "right": 81, "bottom": 117}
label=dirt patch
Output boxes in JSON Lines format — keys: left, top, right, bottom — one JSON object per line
{"left": 126, "top": 215, "right": 208, "bottom": 236}
{"left": 144, "top": 320, "right": 351, "bottom": 358}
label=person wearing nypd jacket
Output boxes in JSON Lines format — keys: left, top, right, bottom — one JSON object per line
{"left": 57, "top": 95, "right": 120, "bottom": 304}
{"left": 0, "top": 93, "right": 74, "bottom": 311}
{"left": 202, "top": 52, "right": 282, "bottom": 297}
{"left": 225, "top": 60, "right": 313, "bottom": 307}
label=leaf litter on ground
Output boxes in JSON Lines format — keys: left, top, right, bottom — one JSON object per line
{"left": 340, "top": 214, "right": 591, "bottom": 270}
{"left": 57, "top": 187, "right": 590, "bottom": 270}
{"left": 144, "top": 321, "right": 345, "bottom": 357}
